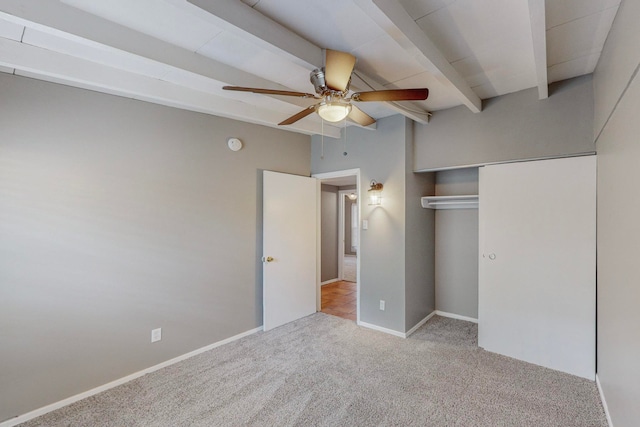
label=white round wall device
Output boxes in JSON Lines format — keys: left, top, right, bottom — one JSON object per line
{"left": 227, "top": 137, "right": 243, "bottom": 151}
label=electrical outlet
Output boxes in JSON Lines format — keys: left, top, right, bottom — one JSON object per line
{"left": 362, "top": 220, "right": 368, "bottom": 230}
{"left": 151, "top": 328, "right": 162, "bottom": 343}
{"left": 379, "top": 300, "right": 385, "bottom": 311}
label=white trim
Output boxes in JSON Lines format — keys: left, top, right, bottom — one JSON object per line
{"left": 414, "top": 151, "right": 596, "bottom": 173}
{"left": 596, "top": 374, "right": 614, "bottom": 427}
{"left": 358, "top": 311, "right": 475, "bottom": 340}
{"left": 0, "top": 326, "right": 263, "bottom": 427}
{"left": 405, "top": 311, "right": 437, "bottom": 337}
{"left": 321, "top": 278, "right": 340, "bottom": 286}
{"left": 435, "top": 310, "right": 478, "bottom": 324}
{"left": 361, "top": 310, "right": 437, "bottom": 340}
{"left": 357, "top": 321, "right": 405, "bottom": 338}
{"left": 313, "top": 169, "right": 360, "bottom": 180}
{"left": 315, "top": 178, "right": 322, "bottom": 311}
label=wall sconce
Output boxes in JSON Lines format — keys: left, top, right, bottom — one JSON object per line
{"left": 347, "top": 192, "right": 358, "bottom": 201}
{"left": 368, "top": 180, "right": 383, "bottom": 206}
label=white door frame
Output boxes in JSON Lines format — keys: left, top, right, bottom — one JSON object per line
{"left": 312, "top": 168, "right": 361, "bottom": 323}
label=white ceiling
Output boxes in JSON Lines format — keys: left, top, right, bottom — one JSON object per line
{"left": 0, "top": 0, "right": 620, "bottom": 138}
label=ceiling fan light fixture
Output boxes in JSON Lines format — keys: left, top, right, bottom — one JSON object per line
{"left": 222, "top": 50, "right": 427, "bottom": 127}
{"left": 317, "top": 101, "right": 352, "bottom": 122}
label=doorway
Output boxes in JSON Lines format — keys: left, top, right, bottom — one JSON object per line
{"left": 313, "top": 169, "right": 360, "bottom": 323}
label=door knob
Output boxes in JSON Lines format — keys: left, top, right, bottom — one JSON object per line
{"left": 262, "top": 256, "right": 274, "bottom": 263}
{"left": 488, "top": 253, "right": 496, "bottom": 260}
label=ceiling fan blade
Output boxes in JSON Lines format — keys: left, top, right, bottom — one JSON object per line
{"left": 348, "top": 105, "right": 376, "bottom": 127}
{"left": 223, "top": 86, "right": 316, "bottom": 98}
{"left": 324, "top": 50, "right": 356, "bottom": 92}
{"left": 278, "top": 107, "right": 316, "bottom": 125}
{"left": 353, "top": 88, "right": 429, "bottom": 102}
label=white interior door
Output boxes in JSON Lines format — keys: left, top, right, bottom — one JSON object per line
{"left": 478, "top": 156, "right": 596, "bottom": 379}
{"left": 263, "top": 171, "right": 317, "bottom": 331}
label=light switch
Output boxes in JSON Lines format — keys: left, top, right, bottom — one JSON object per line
{"left": 362, "top": 220, "right": 368, "bottom": 230}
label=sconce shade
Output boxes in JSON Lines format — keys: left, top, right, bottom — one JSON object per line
{"left": 368, "top": 180, "right": 383, "bottom": 205}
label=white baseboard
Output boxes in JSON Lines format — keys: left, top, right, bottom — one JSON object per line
{"left": 0, "top": 326, "right": 263, "bottom": 427}
{"left": 321, "top": 278, "right": 340, "bottom": 286}
{"left": 435, "top": 310, "right": 478, "bottom": 324}
{"left": 596, "top": 374, "right": 614, "bottom": 427}
{"left": 357, "top": 321, "right": 405, "bottom": 338}
{"left": 358, "top": 311, "right": 439, "bottom": 339}
{"left": 405, "top": 311, "right": 437, "bottom": 337}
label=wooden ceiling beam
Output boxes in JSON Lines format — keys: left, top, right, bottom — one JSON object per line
{"left": 527, "top": 0, "right": 549, "bottom": 99}
{"left": 186, "top": 0, "right": 431, "bottom": 124}
{"left": 186, "top": 0, "right": 322, "bottom": 70}
{"left": 353, "top": 0, "right": 482, "bottom": 113}
{"left": 0, "top": 0, "right": 343, "bottom": 137}
{"left": 0, "top": 37, "right": 341, "bottom": 137}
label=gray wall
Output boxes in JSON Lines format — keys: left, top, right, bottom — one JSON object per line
{"left": 414, "top": 75, "right": 595, "bottom": 171}
{"left": 321, "top": 184, "right": 339, "bottom": 282}
{"left": 434, "top": 169, "right": 479, "bottom": 319}
{"left": 593, "top": 1, "right": 640, "bottom": 425}
{"left": 435, "top": 168, "right": 479, "bottom": 196}
{"left": 0, "top": 74, "right": 310, "bottom": 421}
{"left": 312, "top": 115, "right": 435, "bottom": 333}
{"left": 404, "top": 119, "right": 436, "bottom": 331}
{"left": 312, "top": 115, "right": 407, "bottom": 332}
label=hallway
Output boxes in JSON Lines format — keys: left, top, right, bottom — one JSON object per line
{"left": 321, "top": 281, "right": 356, "bottom": 321}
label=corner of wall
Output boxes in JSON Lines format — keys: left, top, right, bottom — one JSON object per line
{"left": 404, "top": 118, "right": 436, "bottom": 332}
{"left": 593, "top": 0, "right": 640, "bottom": 424}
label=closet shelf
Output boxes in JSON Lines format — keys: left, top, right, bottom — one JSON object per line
{"left": 421, "top": 195, "right": 478, "bottom": 210}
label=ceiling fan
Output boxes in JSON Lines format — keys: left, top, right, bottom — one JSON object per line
{"left": 223, "top": 49, "right": 429, "bottom": 127}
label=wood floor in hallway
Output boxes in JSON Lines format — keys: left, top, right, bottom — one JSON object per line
{"left": 321, "top": 281, "right": 356, "bottom": 321}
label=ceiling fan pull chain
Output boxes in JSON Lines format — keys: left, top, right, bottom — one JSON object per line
{"left": 321, "top": 118, "right": 324, "bottom": 159}
{"left": 343, "top": 116, "right": 348, "bottom": 156}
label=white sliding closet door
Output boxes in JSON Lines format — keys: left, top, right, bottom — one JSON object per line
{"left": 478, "top": 156, "right": 596, "bottom": 379}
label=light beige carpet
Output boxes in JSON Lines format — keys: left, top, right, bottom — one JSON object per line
{"left": 19, "top": 314, "right": 607, "bottom": 426}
